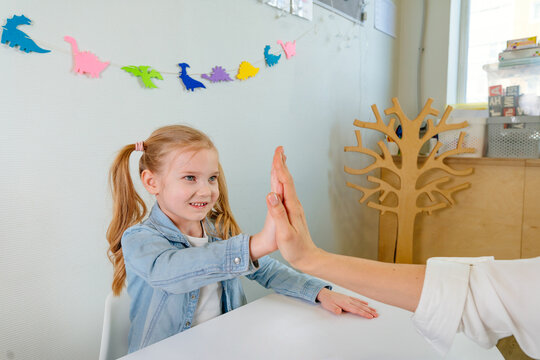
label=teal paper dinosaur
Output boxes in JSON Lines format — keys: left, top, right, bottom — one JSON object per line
{"left": 264, "top": 45, "right": 281, "bottom": 67}
{"left": 121, "top": 65, "right": 163, "bottom": 88}
{"left": 1, "top": 14, "right": 50, "bottom": 53}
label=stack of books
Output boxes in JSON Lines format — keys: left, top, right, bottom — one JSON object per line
{"left": 498, "top": 36, "right": 540, "bottom": 66}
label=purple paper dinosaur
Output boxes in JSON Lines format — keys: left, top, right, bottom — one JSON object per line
{"left": 201, "top": 66, "right": 233, "bottom": 83}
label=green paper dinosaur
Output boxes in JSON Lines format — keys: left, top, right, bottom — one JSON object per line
{"left": 122, "top": 65, "right": 163, "bottom": 88}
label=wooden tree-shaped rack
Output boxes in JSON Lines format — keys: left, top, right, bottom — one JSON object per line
{"left": 345, "top": 97, "right": 475, "bottom": 263}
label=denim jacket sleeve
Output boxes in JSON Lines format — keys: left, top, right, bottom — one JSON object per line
{"left": 121, "top": 226, "right": 258, "bottom": 294}
{"left": 245, "top": 256, "right": 331, "bottom": 303}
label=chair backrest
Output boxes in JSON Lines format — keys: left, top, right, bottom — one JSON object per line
{"left": 99, "top": 290, "right": 131, "bottom": 360}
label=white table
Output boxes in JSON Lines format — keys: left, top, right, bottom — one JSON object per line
{"left": 120, "top": 286, "right": 503, "bottom": 360}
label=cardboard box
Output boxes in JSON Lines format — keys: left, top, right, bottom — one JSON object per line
{"left": 499, "top": 47, "right": 540, "bottom": 61}
{"left": 503, "top": 95, "right": 516, "bottom": 108}
{"left": 489, "top": 85, "right": 503, "bottom": 96}
{"left": 489, "top": 95, "right": 503, "bottom": 116}
{"left": 506, "top": 85, "right": 520, "bottom": 97}
{"left": 506, "top": 36, "right": 537, "bottom": 50}
{"left": 503, "top": 107, "right": 516, "bottom": 116}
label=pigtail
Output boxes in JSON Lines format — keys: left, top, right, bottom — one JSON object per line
{"left": 208, "top": 163, "right": 241, "bottom": 240}
{"left": 106, "top": 144, "right": 147, "bottom": 296}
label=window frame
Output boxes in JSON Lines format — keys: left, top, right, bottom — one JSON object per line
{"left": 456, "top": 0, "right": 471, "bottom": 104}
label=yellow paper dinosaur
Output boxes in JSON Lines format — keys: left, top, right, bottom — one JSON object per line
{"left": 236, "top": 61, "right": 259, "bottom": 80}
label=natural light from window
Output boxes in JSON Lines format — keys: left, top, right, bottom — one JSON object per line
{"left": 465, "top": 0, "right": 540, "bottom": 103}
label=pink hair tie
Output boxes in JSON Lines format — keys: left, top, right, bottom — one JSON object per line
{"left": 134, "top": 141, "right": 145, "bottom": 152}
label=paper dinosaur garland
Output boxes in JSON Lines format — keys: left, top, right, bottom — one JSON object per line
{"left": 1, "top": 14, "right": 306, "bottom": 90}
{"left": 122, "top": 65, "right": 163, "bottom": 88}
{"left": 236, "top": 61, "right": 259, "bottom": 80}
{"left": 64, "top": 36, "right": 109, "bottom": 78}
{"left": 1, "top": 15, "right": 50, "bottom": 53}
{"left": 264, "top": 45, "right": 281, "bottom": 67}
{"left": 178, "top": 63, "right": 206, "bottom": 91}
{"left": 201, "top": 66, "right": 233, "bottom": 83}
{"left": 277, "top": 40, "right": 296, "bottom": 59}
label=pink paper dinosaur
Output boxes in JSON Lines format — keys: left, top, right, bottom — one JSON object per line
{"left": 277, "top": 40, "right": 296, "bottom": 59}
{"left": 64, "top": 36, "right": 109, "bottom": 78}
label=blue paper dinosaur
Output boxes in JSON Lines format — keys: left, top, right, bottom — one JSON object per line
{"left": 1, "top": 15, "right": 50, "bottom": 53}
{"left": 264, "top": 45, "right": 281, "bottom": 67}
{"left": 178, "top": 63, "right": 206, "bottom": 92}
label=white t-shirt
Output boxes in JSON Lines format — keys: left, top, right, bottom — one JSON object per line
{"left": 185, "top": 231, "right": 223, "bottom": 326}
{"left": 412, "top": 256, "right": 540, "bottom": 359}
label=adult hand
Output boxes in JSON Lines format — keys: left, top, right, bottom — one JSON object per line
{"left": 265, "top": 146, "right": 320, "bottom": 271}
{"left": 265, "top": 147, "right": 425, "bottom": 313}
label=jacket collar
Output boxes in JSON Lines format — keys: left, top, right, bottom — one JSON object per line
{"left": 146, "top": 203, "right": 215, "bottom": 245}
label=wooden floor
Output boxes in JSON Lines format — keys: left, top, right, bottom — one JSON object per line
{"left": 497, "top": 336, "right": 533, "bottom": 360}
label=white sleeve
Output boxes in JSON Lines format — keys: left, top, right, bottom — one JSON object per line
{"left": 412, "top": 256, "right": 540, "bottom": 359}
{"left": 462, "top": 257, "right": 540, "bottom": 358}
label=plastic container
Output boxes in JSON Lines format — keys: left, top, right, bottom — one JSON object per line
{"left": 486, "top": 116, "right": 540, "bottom": 158}
{"left": 483, "top": 61, "right": 540, "bottom": 116}
{"left": 437, "top": 109, "right": 488, "bottom": 158}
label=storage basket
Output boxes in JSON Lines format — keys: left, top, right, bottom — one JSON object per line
{"left": 437, "top": 110, "right": 487, "bottom": 158}
{"left": 486, "top": 116, "right": 540, "bottom": 158}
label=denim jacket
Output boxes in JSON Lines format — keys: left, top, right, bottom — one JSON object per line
{"left": 122, "top": 203, "right": 330, "bottom": 353}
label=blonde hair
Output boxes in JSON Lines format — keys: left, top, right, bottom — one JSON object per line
{"left": 106, "top": 125, "right": 241, "bottom": 295}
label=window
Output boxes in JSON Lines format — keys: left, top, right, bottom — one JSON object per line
{"left": 459, "top": 0, "right": 540, "bottom": 103}
{"left": 533, "top": 0, "right": 540, "bottom": 23}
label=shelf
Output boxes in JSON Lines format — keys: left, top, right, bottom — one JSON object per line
{"left": 488, "top": 115, "right": 540, "bottom": 123}
{"left": 483, "top": 60, "right": 540, "bottom": 72}
{"left": 391, "top": 156, "right": 540, "bottom": 167}
{"left": 379, "top": 155, "right": 540, "bottom": 263}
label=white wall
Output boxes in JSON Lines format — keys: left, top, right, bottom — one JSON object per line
{"left": 0, "top": 1, "right": 397, "bottom": 358}
{"left": 397, "top": 0, "right": 459, "bottom": 117}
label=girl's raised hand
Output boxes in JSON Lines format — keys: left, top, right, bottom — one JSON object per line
{"left": 248, "top": 151, "right": 285, "bottom": 260}
{"left": 270, "top": 156, "right": 284, "bottom": 199}
{"left": 316, "top": 288, "right": 378, "bottom": 319}
{"left": 250, "top": 210, "right": 279, "bottom": 260}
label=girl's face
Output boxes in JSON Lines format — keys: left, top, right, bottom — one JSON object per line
{"left": 152, "top": 148, "right": 220, "bottom": 237}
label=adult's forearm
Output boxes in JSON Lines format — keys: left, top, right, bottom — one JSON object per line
{"left": 298, "top": 249, "right": 426, "bottom": 312}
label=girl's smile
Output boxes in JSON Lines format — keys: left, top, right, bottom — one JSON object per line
{"left": 189, "top": 202, "right": 209, "bottom": 208}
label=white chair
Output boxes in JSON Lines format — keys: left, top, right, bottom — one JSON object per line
{"left": 99, "top": 290, "right": 131, "bottom": 360}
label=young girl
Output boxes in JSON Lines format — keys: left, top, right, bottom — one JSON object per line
{"left": 106, "top": 125, "right": 377, "bottom": 353}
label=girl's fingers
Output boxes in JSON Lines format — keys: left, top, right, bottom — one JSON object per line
{"left": 273, "top": 147, "right": 299, "bottom": 200}
{"left": 357, "top": 308, "right": 377, "bottom": 319}
{"left": 349, "top": 304, "right": 378, "bottom": 318}
{"left": 323, "top": 302, "right": 343, "bottom": 315}
{"left": 270, "top": 167, "right": 278, "bottom": 193}
{"left": 319, "top": 292, "right": 378, "bottom": 319}
{"left": 271, "top": 149, "right": 285, "bottom": 198}
{"left": 272, "top": 147, "right": 307, "bottom": 226}
{"left": 342, "top": 299, "right": 378, "bottom": 318}
{"left": 350, "top": 297, "right": 369, "bottom": 306}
